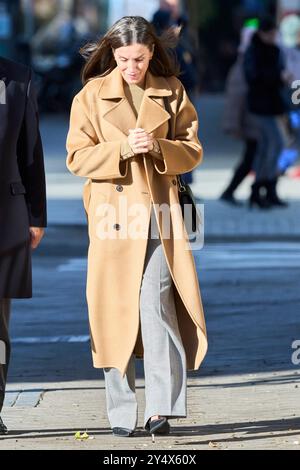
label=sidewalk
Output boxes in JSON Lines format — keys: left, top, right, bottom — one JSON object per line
{"left": 2, "top": 370, "right": 300, "bottom": 450}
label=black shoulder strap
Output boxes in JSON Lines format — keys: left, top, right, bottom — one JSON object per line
{"left": 163, "top": 96, "right": 186, "bottom": 189}
{"left": 163, "top": 96, "right": 173, "bottom": 140}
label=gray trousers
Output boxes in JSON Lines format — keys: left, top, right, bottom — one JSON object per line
{"left": 104, "top": 209, "right": 187, "bottom": 430}
{"left": 0, "top": 299, "right": 11, "bottom": 413}
{"left": 253, "top": 115, "right": 284, "bottom": 181}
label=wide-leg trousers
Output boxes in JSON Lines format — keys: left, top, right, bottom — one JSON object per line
{"left": 103, "top": 208, "right": 187, "bottom": 430}
{"left": 0, "top": 299, "right": 11, "bottom": 413}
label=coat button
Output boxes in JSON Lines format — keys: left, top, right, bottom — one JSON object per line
{"left": 172, "top": 179, "right": 177, "bottom": 185}
{"left": 116, "top": 185, "right": 123, "bottom": 192}
{"left": 113, "top": 223, "right": 121, "bottom": 231}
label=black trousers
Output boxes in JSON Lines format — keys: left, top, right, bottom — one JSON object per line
{"left": 224, "top": 139, "right": 257, "bottom": 195}
{"left": 0, "top": 299, "right": 11, "bottom": 413}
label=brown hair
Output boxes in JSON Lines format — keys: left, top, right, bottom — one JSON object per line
{"left": 80, "top": 16, "right": 180, "bottom": 85}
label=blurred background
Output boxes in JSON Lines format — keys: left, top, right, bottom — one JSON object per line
{"left": 1, "top": 0, "right": 300, "bottom": 450}
{"left": 0, "top": 0, "right": 297, "bottom": 209}
{"left": 0, "top": 0, "right": 283, "bottom": 97}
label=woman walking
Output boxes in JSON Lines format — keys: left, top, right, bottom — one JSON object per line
{"left": 221, "top": 22, "right": 259, "bottom": 206}
{"left": 244, "top": 16, "right": 289, "bottom": 208}
{"left": 66, "top": 16, "right": 207, "bottom": 438}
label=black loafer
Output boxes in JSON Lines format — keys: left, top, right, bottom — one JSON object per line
{"left": 0, "top": 416, "right": 8, "bottom": 435}
{"left": 112, "top": 427, "right": 134, "bottom": 437}
{"left": 146, "top": 417, "right": 170, "bottom": 435}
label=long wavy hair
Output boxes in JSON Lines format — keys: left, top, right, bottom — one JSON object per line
{"left": 80, "top": 16, "right": 180, "bottom": 85}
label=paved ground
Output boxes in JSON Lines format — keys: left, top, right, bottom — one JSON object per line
{"left": 1, "top": 95, "right": 300, "bottom": 451}
{"left": 1, "top": 232, "right": 299, "bottom": 450}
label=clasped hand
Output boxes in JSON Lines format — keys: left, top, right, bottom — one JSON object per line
{"left": 127, "top": 128, "right": 154, "bottom": 154}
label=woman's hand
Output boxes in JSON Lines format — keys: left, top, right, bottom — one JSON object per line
{"left": 128, "top": 128, "right": 154, "bottom": 154}
{"left": 29, "top": 227, "right": 45, "bottom": 250}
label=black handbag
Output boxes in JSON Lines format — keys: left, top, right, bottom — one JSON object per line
{"left": 163, "top": 97, "right": 201, "bottom": 237}
{"left": 177, "top": 174, "right": 201, "bottom": 234}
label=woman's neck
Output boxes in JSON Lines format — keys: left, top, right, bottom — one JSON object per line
{"left": 128, "top": 80, "right": 145, "bottom": 89}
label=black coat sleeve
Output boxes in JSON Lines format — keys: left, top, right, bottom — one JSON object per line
{"left": 17, "top": 69, "right": 47, "bottom": 227}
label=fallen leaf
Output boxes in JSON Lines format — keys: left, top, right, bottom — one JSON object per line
{"left": 208, "top": 441, "right": 218, "bottom": 448}
{"left": 74, "top": 431, "right": 90, "bottom": 440}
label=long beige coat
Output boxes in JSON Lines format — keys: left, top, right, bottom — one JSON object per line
{"left": 66, "top": 66, "right": 207, "bottom": 376}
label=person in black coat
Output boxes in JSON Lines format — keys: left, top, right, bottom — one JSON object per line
{"left": 0, "top": 57, "right": 47, "bottom": 434}
{"left": 244, "top": 17, "right": 289, "bottom": 208}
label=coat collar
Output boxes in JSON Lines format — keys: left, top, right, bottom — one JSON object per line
{"left": 98, "top": 66, "right": 173, "bottom": 99}
{"left": 97, "top": 67, "right": 172, "bottom": 137}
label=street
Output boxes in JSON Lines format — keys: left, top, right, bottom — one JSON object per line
{"left": 8, "top": 235, "right": 300, "bottom": 380}
{"left": 1, "top": 230, "right": 300, "bottom": 449}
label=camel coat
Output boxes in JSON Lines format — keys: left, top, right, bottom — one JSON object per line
{"left": 66, "top": 66, "right": 207, "bottom": 376}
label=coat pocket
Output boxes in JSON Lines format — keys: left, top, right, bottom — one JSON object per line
{"left": 10, "top": 181, "right": 26, "bottom": 195}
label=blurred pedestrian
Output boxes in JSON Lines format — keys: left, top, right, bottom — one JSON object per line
{"left": 244, "top": 16, "right": 289, "bottom": 208}
{"left": 221, "top": 21, "right": 259, "bottom": 206}
{"left": 66, "top": 16, "right": 207, "bottom": 439}
{"left": 0, "top": 57, "right": 47, "bottom": 434}
{"left": 152, "top": 8, "right": 197, "bottom": 185}
{"left": 31, "top": 8, "right": 90, "bottom": 112}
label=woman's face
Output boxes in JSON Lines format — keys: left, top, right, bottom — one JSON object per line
{"left": 113, "top": 43, "right": 153, "bottom": 86}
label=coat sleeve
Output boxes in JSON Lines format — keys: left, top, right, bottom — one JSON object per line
{"left": 66, "top": 94, "right": 128, "bottom": 180}
{"left": 153, "top": 84, "right": 203, "bottom": 175}
{"left": 17, "top": 69, "right": 47, "bottom": 227}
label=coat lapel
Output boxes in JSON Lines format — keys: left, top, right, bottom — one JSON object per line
{"left": 136, "top": 71, "right": 172, "bottom": 135}
{"left": 99, "top": 67, "right": 137, "bottom": 136}
{"left": 98, "top": 67, "right": 172, "bottom": 137}
{"left": 102, "top": 98, "right": 137, "bottom": 137}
